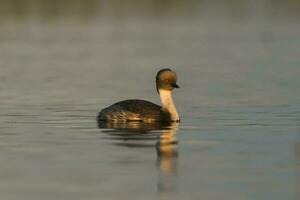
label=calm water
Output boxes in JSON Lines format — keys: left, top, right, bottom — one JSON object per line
{"left": 0, "top": 1, "right": 300, "bottom": 200}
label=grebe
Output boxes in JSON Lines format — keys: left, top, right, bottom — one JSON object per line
{"left": 98, "top": 68, "right": 180, "bottom": 122}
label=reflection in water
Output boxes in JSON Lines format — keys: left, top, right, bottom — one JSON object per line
{"left": 98, "top": 120, "right": 179, "bottom": 195}
{"left": 156, "top": 123, "right": 178, "bottom": 195}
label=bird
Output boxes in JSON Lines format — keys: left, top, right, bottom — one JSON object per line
{"left": 98, "top": 68, "right": 180, "bottom": 122}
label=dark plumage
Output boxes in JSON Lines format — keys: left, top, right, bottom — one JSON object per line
{"left": 98, "top": 99, "right": 171, "bottom": 122}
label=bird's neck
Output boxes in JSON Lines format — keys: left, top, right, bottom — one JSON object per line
{"left": 159, "top": 89, "right": 179, "bottom": 121}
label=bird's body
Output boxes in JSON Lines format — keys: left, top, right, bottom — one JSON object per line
{"left": 98, "top": 68, "right": 180, "bottom": 122}
{"left": 98, "top": 99, "right": 171, "bottom": 122}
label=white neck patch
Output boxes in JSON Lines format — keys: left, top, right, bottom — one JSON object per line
{"left": 159, "top": 89, "right": 179, "bottom": 121}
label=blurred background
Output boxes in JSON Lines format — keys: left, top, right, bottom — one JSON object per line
{"left": 1, "top": 0, "right": 299, "bottom": 106}
{"left": 0, "top": 1, "right": 300, "bottom": 200}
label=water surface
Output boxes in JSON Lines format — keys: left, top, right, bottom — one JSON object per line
{"left": 0, "top": 1, "right": 300, "bottom": 200}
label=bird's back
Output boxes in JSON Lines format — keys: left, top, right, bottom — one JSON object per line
{"left": 98, "top": 99, "right": 171, "bottom": 122}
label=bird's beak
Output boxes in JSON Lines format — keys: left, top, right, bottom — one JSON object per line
{"left": 171, "top": 83, "right": 179, "bottom": 88}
